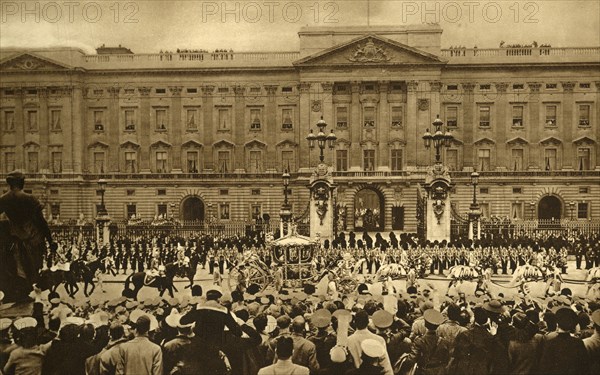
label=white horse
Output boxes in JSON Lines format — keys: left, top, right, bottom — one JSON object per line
{"left": 446, "top": 265, "right": 484, "bottom": 294}
{"left": 373, "top": 263, "right": 408, "bottom": 283}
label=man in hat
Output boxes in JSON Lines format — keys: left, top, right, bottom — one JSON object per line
{"left": 539, "top": 306, "right": 590, "bottom": 375}
{"left": 346, "top": 339, "right": 387, "bottom": 375}
{"left": 308, "top": 309, "right": 337, "bottom": 371}
{"left": 0, "top": 171, "right": 57, "bottom": 302}
{"left": 98, "top": 322, "right": 128, "bottom": 375}
{"left": 163, "top": 315, "right": 194, "bottom": 375}
{"left": 407, "top": 309, "right": 450, "bottom": 375}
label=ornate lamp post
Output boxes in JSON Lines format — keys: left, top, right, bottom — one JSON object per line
{"left": 96, "top": 178, "right": 110, "bottom": 245}
{"left": 422, "top": 116, "right": 453, "bottom": 164}
{"left": 307, "top": 117, "right": 337, "bottom": 163}
{"left": 468, "top": 170, "right": 482, "bottom": 241}
{"left": 279, "top": 169, "right": 293, "bottom": 236}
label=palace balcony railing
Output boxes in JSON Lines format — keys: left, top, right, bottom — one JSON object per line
{"left": 441, "top": 46, "right": 600, "bottom": 60}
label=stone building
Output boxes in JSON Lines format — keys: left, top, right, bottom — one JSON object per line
{"left": 0, "top": 25, "right": 598, "bottom": 233}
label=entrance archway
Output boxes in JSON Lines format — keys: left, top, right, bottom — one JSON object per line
{"left": 181, "top": 196, "right": 205, "bottom": 222}
{"left": 538, "top": 195, "right": 562, "bottom": 220}
{"left": 354, "top": 188, "right": 384, "bottom": 231}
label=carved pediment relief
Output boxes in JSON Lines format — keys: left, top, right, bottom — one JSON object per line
{"left": 182, "top": 140, "right": 203, "bottom": 148}
{"left": 244, "top": 139, "right": 267, "bottom": 149}
{"left": 150, "top": 140, "right": 172, "bottom": 149}
{"left": 573, "top": 136, "right": 595, "bottom": 145}
{"left": 294, "top": 35, "right": 445, "bottom": 67}
{"left": 276, "top": 139, "right": 298, "bottom": 148}
{"left": 120, "top": 141, "right": 140, "bottom": 149}
{"left": 474, "top": 137, "right": 496, "bottom": 145}
{"left": 0, "top": 53, "right": 72, "bottom": 71}
{"left": 506, "top": 137, "right": 529, "bottom": 145}
{"left": 88, "top": 141, "right": 109, "bottom": 149}
{"left": 213, "top": 139, "right": 235, "bottom": 148}
{"left": 540, "top": 136, "right": 562, "bottom": 146}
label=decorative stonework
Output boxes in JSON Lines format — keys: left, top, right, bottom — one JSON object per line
{"left": 264, "top": 85, "right": 278, "bottom": 96}
{"left": 461, "top": 82, "right": 476, "bottom": 92}
{"left": 201, "top": 85, "right": 214, "bottom": 95}
{"left": 418, "top": 99, "right": 429, "bottom": 111}
{"left": 233, "top": 85, "right": 245, "bottom": 96}
{"left": 169, "top": 86, "right": 183, "bottom": 96}
{"left": 429, "top": 81, "right": 442, "bottom": 92}
{"left": 347, "top": 38, "right": 391, "bottom": 63}
{"left": 407, "top": 80, "right": 419, "bottom": 92}
{"left": 527, "top": 82, "right": 542, "bottom": 92}
{"left": 313, "top": 182, "right": 330, "bottom": 225}
{"left": 138, "top": 87, "right": 152, "bottom": 96}
{"left": 595, "top": 81, "right": 600, "bottom": 91}
{"left": 108, "top": 87, "right": 120, "bottom": 98}
{"left": 298, "top": 82, "right": 311, "bottom": 93}
{"left": 321, "top": 82, "right": 333, "bottom": 93}
{"left": 311, "top": 100, "right": 322, "bottom": 112}
{"left": 494, "top": 82, "right": 509, "bottom": 92}
{"left": 561, "top": 81, "right": 576, "bottom": 92}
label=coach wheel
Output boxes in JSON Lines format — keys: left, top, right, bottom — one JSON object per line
{"left": 228, "top": 263, "right": 269, "bottom": 293}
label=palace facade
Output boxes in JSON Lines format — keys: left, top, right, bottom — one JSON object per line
{"left": 1, "top": 25, "right": 599, "bottom": 233}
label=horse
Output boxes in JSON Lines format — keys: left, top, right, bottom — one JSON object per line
{"left": 446, "top": 265, "right": 484, "bottom": 294}
{"left": 178, "top": 254, "right": 199, "bottom": 289}
{"left": 373, "top": 263, "right": 408, "bottom": 283}
{"left": 37, "top": 268, "right": 79, "bottom": 297}
{"left": 585, "top": 266, "right": 600, "bottom": 298}
{"left": 71, "top": 258, "right": 106, "bottom": 297}
{"left": 508, "top": 264, "right": 552, "bottom": 295}
{"left": 122, "top": 263, "right": 179, "bottom": 300}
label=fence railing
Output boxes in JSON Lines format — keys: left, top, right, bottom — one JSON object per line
{"left": 440, "top": 47, "right": 600, "bottom": 58}
{"left": 482, "top": 219, "right": 600, "bottom": 238}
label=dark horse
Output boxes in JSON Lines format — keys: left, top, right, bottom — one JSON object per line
{"left": 71, "top": 258, "right": 106, "bottom": 297}
{"left": 37, "top": 267, "right": 79, "bottom": 297}
{"left": 122, "top": 263, "right": 179, "bottom": 300}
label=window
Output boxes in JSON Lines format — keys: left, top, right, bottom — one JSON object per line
{"left": 249, "top": 87, "right": 261, "bottom": 94}
{"left": 157, "top": 204, "right": 167, "bottom": 217}
{"left": 282, "top": 108, "right": 293, "bottom": 130}
{"left": 4, "top": 111, "right": 15, "bottom": 131}
{"left": 4, "top": 89, "right": 14, "bottom": 95}
{"left": 512, "top": 187, "right": 523, "bottom": 194}
{"left": 94, "top": 152, "right": 105, "bottom": 173}
{"left": 478, "top": 149, "right": 491, "bottom": 171}
{"left": 281, "top": 150, "right": 294, "bottom": 172}
{"left": 579, "top": 187, "right": 589, "bottom": 194}
{"left": 26, "top": 89, "right": 37, "bottom": 95}
{"left": 248, "top": 150, "right": 262, "bottom": 173}
{"left": 27, "top": 151, "right": 39, "bottom": 172}
{"left": 126, "top": 204, "right": 137, "bottom": 219}
{"left": 218, "top": 151, "right": 230, "bottom": 172}
{"left": 125, "top": 151, "right": 137, "bottom": 173}
{"left": 251, "top": 189, "right": 260, "bottom": 196}
{"left": 546, "top": 83, "right": 557, "bottom": 89}
{"left": 579, "top": 105, "right": 590, "bottom": 126}
{"left": 545, "top": 105, "right": 557, "bottom": 127}
{"left": 125, "top": 110, "right": 135, "bottom": 130}
{"left": 544, "top": 149, "right": 557, "bottom": 171}
{"left": 446, "top": 149, "right": 458, "bottom": 171}
{"left": 513, "top": 84, "right": 524, "bottom": 90}
{"left": 579, "top": 83, "right": 590, "bottom": 89}
{"left": 51, "top": 203, "right": 60, "bottom": 218}
{"left": 512, "top": 106, "right": 524, "bottom": 127}
{"left": 50, "top": 189, "right": 59, "bottom": 195}
{"left": 336, "top": 107, "right": 348, "bottom": 128}
{"left": 446, "top": 106, "right": 458, "bottom": 127}
{"left": 156, "top": 151, "right": 168, "bottom": 172}
{"left": 156, "top": 109, "right": 167, "bottom": 130}
{"left": 336, "top": 150, "right": 348, "bottom": 171}
{"left": 364, "top": 84, "right": 375, "bottom": 91}
{"left": 479, "top": 106, "right": 490, "bottom": 127}
{"left": 363, "top": 150, "right": 375, "bottom": 171}
{"left": 480, "top": 187, "right": 489, "bottom": 194}
{"left": 93, "top": 89, "right": 103, "bottom": 95}
{"left": 219, "top": 203, "right": 230, "bottom": 220}
{"left": 282, "top": 86, "right": 293, "bottom": 93}
{"left": 187, "top": 88, "right": 197, "bottom": 94}
{"left": 392, "top": 207, "right": 405, "bottom": 230}
{"left": 157, "top": 189, "right": 167, "bottom": 196}
{"left": 51, "top": 152, "right": 62, "bottom": 173}
{"left": 511, "top": 149, "right": 524, "bottom": 171}
{"left": 217, "top": 87, "right": 229, "bottom": 93}
{"left": 578, "top": 148, "right": 591, "bottom": 170}
{"left": 94, "top": 111, "right": 104, "bottom": 131}
{"left": 511, "top": 202, "right": 523, "bottom": 219}
{"left": 250, "top": 109, "right": 261, "bottom": 130}
{"left": 577, "top": 202, "right": 589, "bottom": 219}
{"left": 335, "top": 84, "right": 347, "bottom": 93}
{"left": 447, "top": 85, "right": 458, "bottom": 90}
{"left": 479, "top": 84, "right": 491, "bottom": 91}
{"left": 187, "top": 151, "right": 199, "bottom": 173}
{"left": 124, "top": 88, "right": 135, "bottom": 95}
{"left": 184, "top": 109, "right": 197, "bottom": 130}
{"left": 250, "top": 204, "right": 262, "bottom": 221}
{"left": 4, "top": 152, "right": 15, "bottom": 172}
{"left": 155, "top": 88, "right": 166, "bottom": 94}
{"left": 27, "top": 110, "right": 38, "bottom": 131}
{"left": 126, "top": 189, "right": 135, "bottom": 196}
{"left": 391, "top": 106, "right": 403, "bottom": 127}
{"left": 218, "top": 108, "right": 231, "bottom": 130}
{"left": 390, "top": 149, "right": 403, "bottom": 171}
{"left": 219, "top": 189, "right": 229, "bottom": 195}
{"left": 363, "top": 107, "right": 375, "bottom": 127}
{"left": 50, "top": 110, "right": 61, "bottom": 131}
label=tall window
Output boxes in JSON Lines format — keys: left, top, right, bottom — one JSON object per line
{"left": 27, "top": 110, "right": 38, "bottom": 131}
{"left": 94, "top": 111, "right": 103, "bottom": 131}
{"left": 4, "top": 111, "right": 14, "bottom": 131}
{"left": 157, "top": 204, "right": 168, "bottom": 217}
{"left": 578, "top": 148, "right": 591, "bottom": 170}
{"left": 94, "top": 152, "right": 105, "bottom": 173}
{"left": 363, "top": 107, "right": 375, "bottom": 127}
{"left": 391, "top": 106, "right": 403, "bottom": 128}
{"left": 446, "top": 106, "right": 458, "bottom": 127}
{"left": 50, "top": 109, "right": 61, "bottom": 131}
{"left": 156, "top": 151, "right": 167, "bottom": 172}
{"left": 218, "top": 151, "right": 230, "bottom": 172}
{"left": 478, "top": 149, "right": 491, "bottom": 171}
{"left": 479, "top": 203, "right": 490, "bottom": 218}
{"left": 250, "top": 204, "right": 262, "bottom": 221}
{"left": 51, "top": 152, "right": 62, "bottom": 173}
{"left": 336, "top": 150, "right": 348, "bottom": 171}
{"left": 282, "top": 108, "right": 293, "bottom": 130}
{"left": 577, "top": 202, "right": 589, "bottom": 219}
{"left": 51, "top": 204, "right": 60, "bottom": 218}
{"left": 511, "top": 149, "right": 524, "bottom": 171}
{"left": 248, "top": 150, "right": 262, "bottom": 173}
{"left": 156, "top": 109, "right": 167, "bottom": 130}
{"left": 126, "top": 204, "right": 137, "bottom": 219}
{"left": 219, "top": 203, "right": 230, "bottom": 220}
{"left": 363, "top": 150, "right": 375, "bottom": 171}
{"left": 479, "top": 106, "right": 490, "bottom": 127}
{"left": 512, "top": 105, "right": 524, "bottom": 127}
{"left": 446, "top": 149, "right": 458, "bottom": 171}
{"left": 281, "top": 150, "right": 294, "bottom": 172}
{"left": 250, "top": 108, "right": 261, "bottom": 130}
{"left": 579, "top": 104, "right": 590, "bottom": 126}
{"left": 125, "top": 151, "right": 137, "bottom": 173}
{"left": 336, "top": 107, "right": 348, "bottom": 128}
{"left": 544, "top": 149, "right": 557, "bottom": 170}
{"left": 390, "top": 149, "right": 403, "bottom": 171}
{"left": 187, "top": 151, "right": 199, "bottom": 173}
{"left": 27, "top": 152, "right": 38, "bottom": 173}
{"left": 4, "top": 152, "right": 15, "bottom": 172}
{"left": 545, "top": 105, "right": 557, "bottom": 127}
{"left": 125, "top": 110, "right": 135, "bottom": 130}
{"left": 218, "top": 108, "right": 230, "bottom": 130}
{"left": 511, "top": 202, "right": 523, "bottom": 219}
{"left": 186, "top": 109, "right": 197, "bottom": 130}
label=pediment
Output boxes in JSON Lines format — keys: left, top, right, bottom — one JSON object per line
{"left": 276, "top": 139, "right": 298, "bottom": 148}
{"left": 506, "top": 137, "right": 529, "bottom": 145}
{"left": 450, "top": 138, "right": 464, "bottom": 146}
{"left": 540, "top": 136, "right": 562, "bottom": 145}
{"left": 150, "top": 140, "right": 172, "bottom": 148}
{"left": 335, "top": 137, "right": 351, "bottom": 146}
{"left": 244, "top": 139, "right": 267, "bottom": 148}
{"left": 182, "top": 140, "right": 203, "bottom": 148}
{"left": 573, "top": 136, "right": 596, "bottom": 145}
{"left": 294, "top": 35, "right": 446, "bottom": 67}
{"left": 0, "top": 52, "right": 73, "bottom": 71}
{"left": 88, "top": 141, "right": 109, "bottom": 149}
{"left": 474, "top": 137, "right": 495, "bottom": 145}
{"left": 213, "top": 139, "right": 235, "bottom": 148}
{"left": 22, "top": 141, "right": 40, "bottom": 148}
{"left": 120, "top": 141, "right": 140, "bottom": 149}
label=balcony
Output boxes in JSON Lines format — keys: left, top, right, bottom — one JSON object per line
{"left": 441, "top": 47, "right": 600, "bottom": 64}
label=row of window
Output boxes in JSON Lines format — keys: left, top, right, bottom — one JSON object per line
{"left": 470, "top": 201, "right": 591, "bottom": 220}
{"left": 445, "top": 82, "right": 592, "bottom": 91}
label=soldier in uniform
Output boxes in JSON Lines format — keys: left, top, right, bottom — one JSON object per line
{"left": 0, "top": 171, "right": 57, "bottom": 302}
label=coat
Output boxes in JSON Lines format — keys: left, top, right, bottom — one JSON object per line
{"left": 115, "top": 336, "right": 162, "bottom": 375}
{"left": 257, "top": 359, "right": 309, "bottom": 375}
{"left": 448, "top": 325, "right": 502, "bottom": 375}
{"left": 538, "top": 332, "right": 589, "bottom": 375}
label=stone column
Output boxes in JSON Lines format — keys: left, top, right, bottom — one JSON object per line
{"left": 108, "top": 87, "right": 120, "bottom": 172}
{"left": 71, "top": 86, "right": 84, "bottom": 174}
{"left": 561, "top": 81, "right": 576, "bottom": 169}
{"left": 138, "top": 86, "right": 152, "bottom": 172}
{"left": 406, "top": 80, "right": 418, "bottom": 167}
{"left": 298, "top": 82, "right": 312, "bottom": 170}
{"left": 378, "top": 81, "right": 390, "bottom": 169}
{"left": 596, "top": 82, "right": 600, "bottom": 164}
{"left": 233, "top": 85, "right": 245, "bottom": 172}
{"left": 264, "top": 85, "right": 278, "bottom": 168}
{"left": 462, "top": 83, "right": 476, "bottom": 168}
{"left": 494, "top": 82, "right": 509, "bottom": 170}
{"left": 169, "top": 86, "right": 183, "bottom": 172}
{"left": 321, "top": 82, "right": 334, "bottom": 166}
{"left": 349, "top": 81, "right": 361, "bottom": 170}
{"left": 527, "top": 82, "right": 542, "bottom": 169}
{"left": 39, "top": 88, "right": 49, "bottom": 172}
{"left": 14, "top": 89, "right": 24, "bottom": 170}
{"left": 60, "top": 87, "right": 74, "bottom": 174}
{"left": 201, "top": 85, "right": 214, "bottom": 168}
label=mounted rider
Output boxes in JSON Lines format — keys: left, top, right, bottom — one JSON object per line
{"left": 176, "top": 243, "right": 190, "bottom": 269}
{"left": 145, "top": 248, "right": 165, "bottom": 285}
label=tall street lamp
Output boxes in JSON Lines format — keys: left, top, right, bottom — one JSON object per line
{"left": 280, "top": 169, "right": 292, "bottom": 236}
{"left": 307, "top": 116, "right": 336, "bottom": 163}
{"left": 423, "top": 115, "right": 453, "bottom": 164}
{"left": 468, "top": 170, "right": 481, "bottom": 241}
{"left": 97, "top": 178, "right": 108, "bottom": 216}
